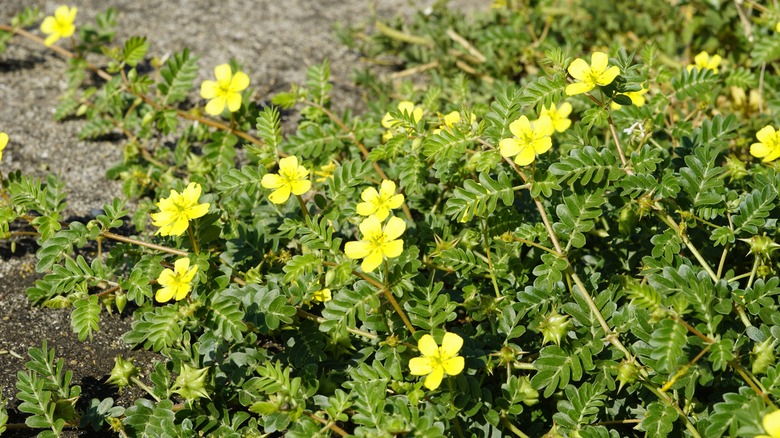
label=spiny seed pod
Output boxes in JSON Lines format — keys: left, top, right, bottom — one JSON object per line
{"left": 106, "top": 355, "right": 139, "bottom": 389}
{"left": 618, "top": 204, "right": 639, "bottom": 236}
{"left": 538, "top": 310, "right": 570, "bottom": 346}
{"left": 172, "top": 363, "right": 211, "bottom": 401}
{"left": 517, "top": 376, "right": 539, "bottom": 406}
{"left": 751, "top": 339, "right": 776, "bottom": 375}
{"left": 616, "top": 360, "right": 640, "bottom": 392}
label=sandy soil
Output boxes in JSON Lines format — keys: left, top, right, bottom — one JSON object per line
{"left": 0, "top": 0, "right": 488, "bottom": 435}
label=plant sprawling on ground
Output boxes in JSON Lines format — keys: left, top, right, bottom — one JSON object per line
{"left": 2, "top": 1, "right": 780, "bottom": 436}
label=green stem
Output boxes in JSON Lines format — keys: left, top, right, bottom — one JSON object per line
{"left": 130, "top": 376, "right": 161, "bottom": 402}
{"left": 642, "top": 382, "right": 702, "bottom": 438}
{"left": 507, "top": 236, "right": 558, "bottom": 255}
{"left": 653, "top": 208, "right": 718, "bottom": 282}
{"left": 382, "top": 260, "right": 416, "bottom": 334}
{"left": 481, "top": 217, "right": 501, "bottom": 298}
{"left": 296, "top": 194, "right": 311, "bottom": 223}
{"left": 100, "top": 231, "right": 188, "bottom": 257}
{"left": 187, "top": 227, "right": 200, "bottom": 254}
{"left": 499, "top": 416, "right": 531, "bottom": 438}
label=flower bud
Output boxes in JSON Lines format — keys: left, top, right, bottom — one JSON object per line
{"left": 172, "top": 363, "right": 211, "bottom": 401}
{"left": 106, "top": 355, "right": 139, "bottom": 389}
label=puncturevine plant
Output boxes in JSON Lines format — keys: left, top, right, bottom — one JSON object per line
{"left": 2, "top": 1, "right": 780, "bottom": 437}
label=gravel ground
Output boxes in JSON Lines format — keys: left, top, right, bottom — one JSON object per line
{"left": 0, "top": 0, "right": 488, "bottom": 435}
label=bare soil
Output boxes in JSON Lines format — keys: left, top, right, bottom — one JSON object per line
{"left": 0, "top": 0, "right": 487, "bottom": 435}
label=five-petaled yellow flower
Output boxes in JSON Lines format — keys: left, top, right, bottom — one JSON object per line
{"left": 356, "top": 180, "right": 404, "bottom": 221}
{"left": 344, "top": 215, "right": 406, "bottom": 273}
{"left": 382, "top": 101, "right": 423, "bottom": 141}
{"left": 200, "top": 64, "right": 250, "bottom": 116}
{"left": 312, "top": 289, "right": 332, "bottom": 303}
{"left": 750, "top": 125, "right": 780, "bottom": 163}
{"left": 565, "top": 52, "right": 620, "bottom": 96}
{"left": 758, "top": 409, "right": 780, "bottom": 438}
{"left": 40, "top": 5, "right": 77, "bottom": 47}
{"left": 687, "top": 51, "right": 721, "bottom": 74}
{"left": 151, "top": 182, "right": 210, "bottom": 237}
{"left": 0, "top": 132, "right": 8, "bottom": 162}
{"left": 408, "top": 332, "right": 465, "bottom": 390}
{"left": 156, "top": 257, "right": 198, "bottom": 303}
{"left": 499, "top": 115, "right": 554, "bottom": 166}
{"left": 261, "top": 156, "right": 312, "bottom": 204}
{"left": 611, "top": 87, "right": 649, "bottom": 110}
{"left": 540, "top": 103, "right": 572, "bottom": 133}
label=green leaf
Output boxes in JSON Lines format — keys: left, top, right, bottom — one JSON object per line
{"left": 121, "top": 36, "right": 148, "bottom": 67}
{"left": 648, "top": 319, "right": 687, "bottom": 374}
{"left": 256, "top": 106, "right": 282, "bottom": 150}
{"left": 305, "top": 60, "right": 333, "bottom": 107}
{"left": 552, "top": 188, "right": 605, "bottom": 249}
{"left": 639, "top": 402, "right": 678, "bottom": 436}
{"left": 518, "top": 73, "right": 567, "bottom": 112}
{"left": 751, "top": 35, "right": 780, "bottom": 63}
{"left": 157, "top": 48, "right": 199, "bottom": 105}
{"left": 732, "top": 186, "right": 776, "bottom": 235}
{"left": 483, "top": 87, "right": 522, "bottom": 144}
{"left": 207, "top": 293, "right": 247, "bottom": 342}
{"left": 548, "top": 146, "right": 621, "bottom": 186}
{"left": 705, "top": 388, "right": 762, "bottom": 438}
{"left": 553, "top": 382, "right": 607, "bottom": 431}
{"left": 443, "top": 171, "right": 514, "bottom": 222}
{"left": 123, "top": 306, "right": 181, "bottom": 353}
{"left": 672, "top": 67, "right": 719, "bottom": 100}
{"left": 71, "top": 295, "right": 101, "bottom": 342}
{"left": 123, "top": 399, "right": 176, "bottom": 438}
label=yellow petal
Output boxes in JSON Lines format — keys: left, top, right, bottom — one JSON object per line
{"left": 557, "top": 102, "right": 572, "bottom": 117}
{"left": 567, "top": 58, "right": 590, "bottom": 81}
{"left": 531, "top": 137, "right": 552, "bottom": 155}
{"left": 756, "top": 126, "right": 777, "bottom": 145}
{"left": 155, "top": 287, "right": 174, "bottom": 303}
{"left": 345, "top": 241, "right": 371, "bottom": 260}
{"left": 0, "top": 132, "right": 8, "bottom": 150}
{"left": 440, "top": 332, "right": 464, "bottom": 358}
{"left": 442, "top": 356, "right": 465, "bottom": 376}
{"left": 499, "top": 138, "right": 521, "bottom": 158}
{"left": 261, "top": 173, "right": 284, "bottom": 189}
{"left": 597, "top": 66, "right": 620, "bottom": 86}
{"left": 226, "top": 93, "right": 242, "bottom": 112}
{"left": 590, "top": 51, "right": 609, "bottom": 73}
{"left": 514, "top": 144, "right": 536, "bottom": 166}
{"left": 174, "top": 283, "right": 191, "bottom": 301}
{"left": 55, "top": 5, "right": 76, "bottom": 23}
{"left": 181, "top": 266, "right": 198, "bottom": 283}
{"left": 443, "top": 111, "right": 460, "bottom": 127}
{"left": 417, "top": 334, "right": 439, "bottom": 357}
{"left": 398, "top": 101, "right": 415, "bottom": 114}
{"left": 383, "top": 216, "right": 406, "bottom": 240}
{"left": 268, "top": 186, "right": 291, "bottom": 204}
{"left": 290, "top": 179, "right": 311, "bottom": 196}
{"left": 408, "top": 357, "right": 434, "bottom": 376}
{"left": 214, "top": 64, "right": 233, "bottom": 84}
{"left": 694, "top": 51, "right": 709, "bottom": 67}
{"left": 230, "top": 71, "right": 250, "bottom": 91}
{"left": 508, "top": 116, "right": 531, "bottom": 139}
{"left": 379, "top": 180, "right": 397, "bottom": 197}
{"left": 412, "top": 107, "right": 423, "bottom": 123}
{"left": 381, "top": 112, "right": 395, "bottom": 129}
{"left": 204, "top": 96, "right": 226, "bottom": 116}
{"left": 359, "top": 215, "right": 383, "bottom": 238}
{"left": 44, "top": 33, "right": 59, "bottom": 47}
{"left": 764, "top": 410, "right": 780, "bottom": 438}
{"left": 361, "top": 187, "right": 379, "bottom": 203}
{"left": 361, "top": 250, "right": 383, "bottom": 272}
{"left": 565, "top": 82, "right": 594, "bottom": 96}
{"left": 40, "top": 16, "right": 56, "bottom": 34}
{"left": 186, "top": 203, "right": 209, "bottom": 220}
{"left": 167, "top": 215, "right": 191, "bottom": 236}
{"left": 278, "top": 155, "right": 300, "bottom": 172}
{"left": 387, "top": 194, "right": 404, "bottom": 209}
{"left": 181, "top": 182, "right": 201, "bottom": 201}
{"left": 173, "top": 257, "right": 191, "bottom": 274}
{"left": 534, "top": 115, "right": 554, "bottom": 137}
{"left": 356, "top": 201, "right": 377, "bottom": 217}
{"left": 157, "top": 268, "right": 175, "bottom": 286}
{"left": 423, "top": 366, "right": 444, "bottom": 390}
{"left": 382, "top": 239, "right": 404, "bottom": 258}
{"left": 200, "top": 80, "right": 218, "bottom": 99}
{"left": 750, "top": 142, "right": 770, "bottom": 159}
{"left": 763, "top": 147, "right": 780, "bottom": 163}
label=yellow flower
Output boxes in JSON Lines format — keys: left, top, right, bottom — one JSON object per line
{"left": 776, "top": 22, "right": 780, "bottom": 33}
{"left": 0, "top": 132, "right": 8, "bottom": 162}
{"left": 151, "top": 182, "right": 210, "bottom": 237}
{"left": 408, "top": 332, "right": 465, "bottom": 390}
{"left": 759, "top": 409, "right": 780, "bottom": 438}
{"left": 344, "top": 215, "right": 406, "bottom": 273}
{"left": 687, "top": 51, "right": 721, "bottom": 74}
{"left": 750, "top": 125, "right": 780, "bottom": 163}
{"left": 611, "top": 87, "right": 649, "bottom": 110}
{"left": 261, "top": 156, "right": 312, "bottom": 204}
{"left": 540, "top": 102, "right": 572, "bottom": 133}
{"left": 356, "top": 180, "right": 404, "bottom": 221}
{"left": 565, "top": 52, "right": 621, "bottom": 96}
{"left": 382, "top": 101, "right": 423, "bottom": 141}
{"left": 40, "top": 5, "right": 77, "bottom": 47}
{"left": 156, "top": 258, "right": 198, "bottom": 303}
{"left": 313, "top": 289, "right": 332, "bottom": 303}
{"left": 200, "top": 64, "right": 250, "bottom": 116}
{"left": 499, "top": 115, "right": 554, "bottom": 166}
{"left": 313, "top": 161, "right": 337, "bottom": 183}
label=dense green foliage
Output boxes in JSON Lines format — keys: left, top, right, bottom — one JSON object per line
{"left": 2, "top": 1, "right": 780, "bottom": 436}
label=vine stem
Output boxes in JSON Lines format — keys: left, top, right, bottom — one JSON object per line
{"left": 500, "top": 416, "right": 531, "bottom": 438}
{"left": 0, "top": 24, "right": 267, "bottom": 150}
{"left": 642, "top": 382, "right": 703, "bottom": 438}
{"left": 130, "top": 376, "right": 161, "bottom": 402}
{"left": 305, "top": 411, "right": 349, "bottom": 437}
{"left": 652, "top": 208, "right": 718, "bottom": 282}
{"left": 305, "top": 100, "right": 413, "bottom": 221}
{"left": 100, "top": 231, "right": 188, "bottom": 256}
{"left": 296, "top": 308, "right": 377, "bottom": 340}
{"left": 481, "top": 217, "right": 501, "bottom": 298}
